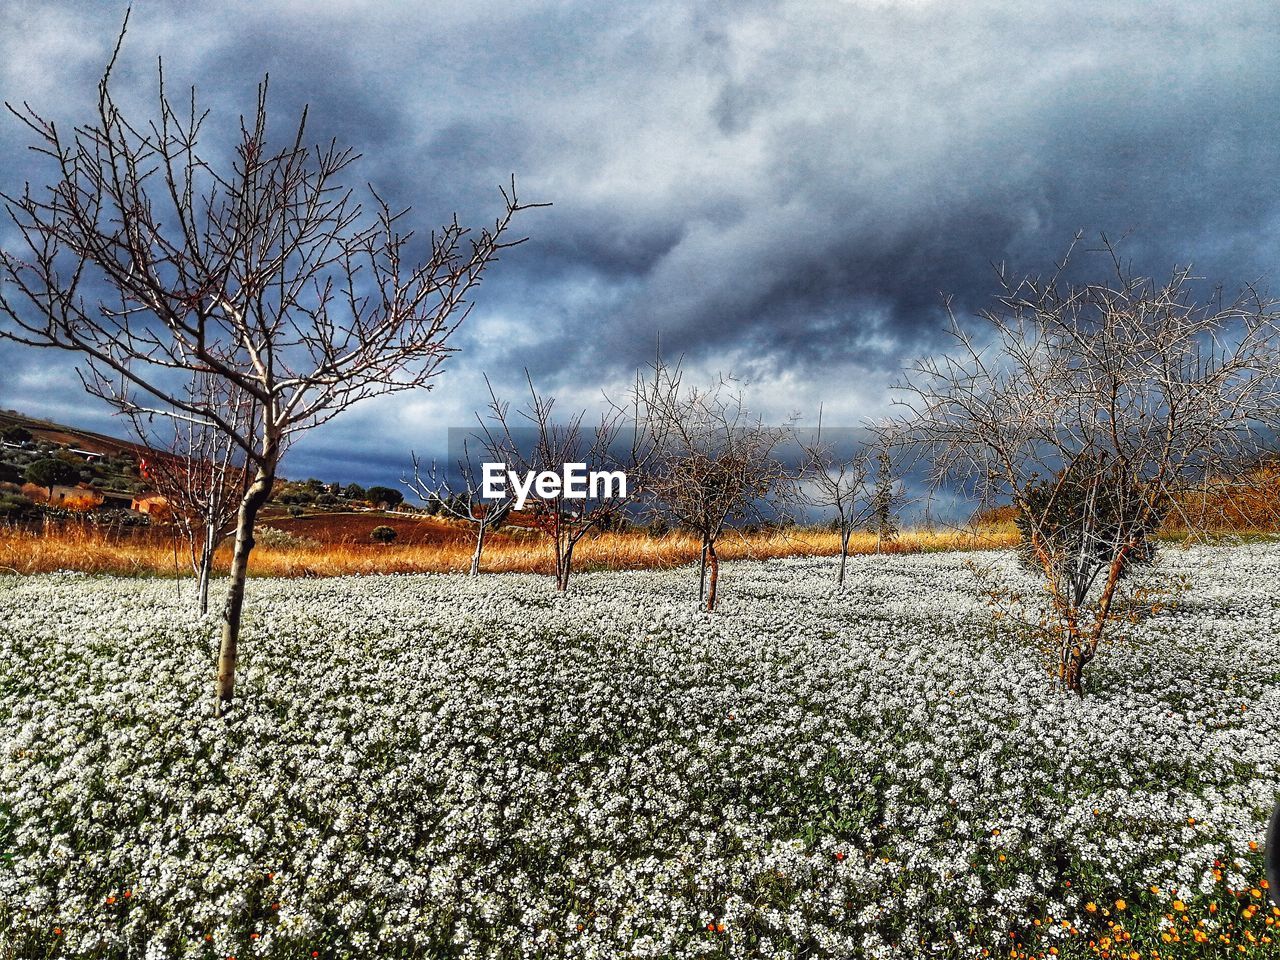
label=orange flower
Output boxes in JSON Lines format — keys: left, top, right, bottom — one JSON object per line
{"left": 1115, "top": 899, "right": 1127, "bottom": 911}
{"left": 1173, "top": 900, "right": 1186, "bottom": 913}
{"left": 1086, "top": 902, "right": 1098, "bottom": 913}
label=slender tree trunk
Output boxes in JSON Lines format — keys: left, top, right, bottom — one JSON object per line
{"left": 838, "top": 545, "right": 849, "bottom": 588}
{"left": 470, "top": 525, "right": 486, "bottom": 577}
{"left": 552, "top": 511, "right": 568, "bottom": 592}
{"left": 1059, "top": 644, "right": 1085, "bottom": 694}
{"left": 705, "top": 539, "right": 720, "bottom": 612}
{"left": 215, "top": 465, "right": 274, "bottom": 715}
{"left": 198, "top": 524, "right": 214, "bottom": 616}
{"left": 698, "top": 536, "right": 709, "bottom": 601}
{"left": 554, "top": 530, "right": 578, "bottom": 592}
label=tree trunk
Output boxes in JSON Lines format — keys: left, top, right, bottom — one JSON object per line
{"left": 215, "top": 466, "right": 273, "bottom": 715}
{"left": 198, "top": 524, "right": 214, "bottom": 616}
{"left": 552, "top": 512, "right": 567, "bottom": 592}
{"left": 469, "top": 525, "right": 485, "bottom": 577}
{"left": 557, "top": 540, "right": 576, "bottom": 592}
{"left": 1059, "top": 646, "right": 1085, "bottom": 694}
{"left": 705, "top": 539, "right": 719, "bottom": 612}
{"left": 838, "top": 546, "right": 849, "bottom": 589}
{"left": 698, "top": 537, "right": 709, "bottom": 601}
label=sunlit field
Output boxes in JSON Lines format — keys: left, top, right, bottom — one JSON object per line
{"left": 0, "top": 519, "right": 1018, "bottom": 578}
{"left": 2, "top": 543, "right": 1278, "bottom": 958}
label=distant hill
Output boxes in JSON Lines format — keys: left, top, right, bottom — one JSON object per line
{"left": 0, "top": 409, "right": 154, "bottom": 460}
{"left": 0, "top": 408, "right": 400, "bottom": 511}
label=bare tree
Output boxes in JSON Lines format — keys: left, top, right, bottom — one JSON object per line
{"left": 404, "top": 441, "right": 512, "bottom": 577}
{"left": 796, "top": 412, "right": 871, "bottom": 589}
{"left": 128, "top": 372, "right": 257, "bottom": 615}
{"left": 0, "top": 22, "right": 536, "bottom": 712}
{"left": 896, "top": 237, "right": 1280, "bottom": 693}
{"left": 480, "top": 374, "right": 630, "bottom": 592}
{"left": 635, "top": 358, "right": 794, "bottom": 611}
{"left": 869, "top": 430, "right": 905, "bottom": 554}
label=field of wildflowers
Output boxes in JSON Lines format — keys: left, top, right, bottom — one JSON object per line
{"left": 1, "top": 544, "right": 1278, "bottom": 959}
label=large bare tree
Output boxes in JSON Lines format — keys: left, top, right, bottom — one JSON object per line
{"left": 897, "top": 238, "right": 1280, "bottom": 693}
{"left": 0, "top": 25, "right": 535, "bottom": 712}
{"left": 634, "top": 358, "right": 794, "bottom": 611}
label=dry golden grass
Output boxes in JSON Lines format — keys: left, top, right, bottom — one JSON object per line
{"left": 0, "top": 519, "right": 1020, "bottom": 578}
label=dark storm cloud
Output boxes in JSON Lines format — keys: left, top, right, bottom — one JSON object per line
{"left": 2, "top": 0, "right": 1278, "bottom": 486}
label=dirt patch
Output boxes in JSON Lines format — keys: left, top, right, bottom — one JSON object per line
{"left": 262, "top": 511, "right": 491, "bottom": 546}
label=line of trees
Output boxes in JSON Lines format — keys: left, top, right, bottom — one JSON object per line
{"left": 4, "top": 24, "right": 1280, "bottom": 713}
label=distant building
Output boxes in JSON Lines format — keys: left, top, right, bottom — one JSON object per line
{"left": 98, "top": 491, "right": 134, "bottom": 511}
{"left": 23, "top": 483, "right": 94, "bottom": 506}
{"left": 130, "top": 493, "right": 169, "bottom": 516}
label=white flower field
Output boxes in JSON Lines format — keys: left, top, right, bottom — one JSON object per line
{"left": 1, "top": 544, "right": 1278, "bottom": 959}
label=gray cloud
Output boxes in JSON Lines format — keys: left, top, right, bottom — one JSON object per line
{"left": 2, "top": 0, "right": 1278, "bottom": 487}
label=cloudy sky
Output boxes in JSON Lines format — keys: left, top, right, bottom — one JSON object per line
{"left": 1, "top": 0, "right": 1278, "bottom": 487}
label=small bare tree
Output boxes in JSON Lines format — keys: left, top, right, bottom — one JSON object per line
{"left": 897, "top": 237, "right": 1280, "bottom": 693}
{"left": 796, "top": 413, "right": 871, "bottom": 589}
{"left": 869, "top": 430, "right": 905, "bottom": 554}
{"left": 128, "top": 373, "right": 257, "bottom": 615}
{"left": 0, "top": 23, "right": 536, "bottom": 712}
{"left": 635, "top": 358, "right": 794, "bottom": 611}
{"left": 404, "top": 442, "right": 512, "bottom": 577}
{"left": 480, "top": 374, "right": 629, "bottom": 592}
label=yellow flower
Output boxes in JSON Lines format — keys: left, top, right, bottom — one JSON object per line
{"left": 1115, "top": 899, "right": 1127, "bottom": 911}
{"left": 1173, "top": 900, "right": 1186, "bottom": 913}
{"left": 1085, "top": 902, "right": 1098, "bottom": 914}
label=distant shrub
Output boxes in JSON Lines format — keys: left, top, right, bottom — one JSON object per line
{"left": 0, "top": 492, "right": 35, "bottom": 519}
{"left": 1, "top": 425, "right": 32, "bottom": 444}
{"left": 288, "top": 505, "right": 305, "bottom": 518}
{"left": 61, "top": 494, "right": 100, "bottom": 512}
{"left": 370, "top": 525, "right": 397, "bottom": 544}
{"left": 25, "top": 458, "right": 78, "bottom": 493}
{"left": 255, "top": 526, "right": 318, "bottom": 548}
{"left": 366, "top": 486, "right": 403, "bottom": 509}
